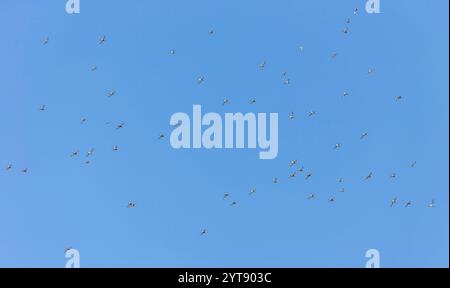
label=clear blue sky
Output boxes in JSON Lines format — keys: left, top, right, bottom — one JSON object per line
{"left": 0, "top": 0, "right": 448, "bottom": 268}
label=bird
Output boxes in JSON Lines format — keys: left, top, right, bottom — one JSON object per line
{"left": 230, "top": 201, "right": 237, "bottom": 207}
{"left": 396, "top": 95, "right": 403, "bottom": 101}
{"left": 298, "top": 45, "right": 304, "bottom": 52}
{"left": 333, "top": 143, "right": 342, "bottom": 150}
{"left": 158, "top": 133, "right": 165, "bottom": 140}
{"left": 64, "top": 247, "right": 72, "bottom": 253}
{"left": 328, "top": 197, "right": 336, "bottom": 203}
{"left": 331, "top": 52, "right": 338, "bottom": 59}
{"left": 249, "top": 188, "right": 257, "bottom": 195}
{"left": 343, "top": 91, "right": 349, "bottom": 97}
{"left": 345, "top": 18, "right": 351, "bottom": 24}
{"left": 249, "top": 99, "right": 257, "bottom": 105}
{"left": 127, "top": 202, "right": 136, "bottom": 208}
{"left": 223, "top": 193, "right": 229, "bottom": 199}
{"left": 368, "top": 68, "right": 375, "bottom": 75}
{"left": 283, "top": 79, "right": 291, "bottom": 85}
{"left": 365, "top": 172, "right": 373, "bottom": 180}
{"left": 307, "top": 194, "right": 315, "bottom": 200}
{"left": 43, "top": 37, "right": 49, "bottom": 45}
{"left": 338, "top": 178, "right": 343, "bottom": 183}
{"left": 354, "top": 8, "right": 359, "bottom": 15}
{"left": 99, "top": 35, "right": 106, "bottom": 45}
{"left": 428, "top": 199, "right": 436, "bottom": 208}
{"left": 169, "top": 49, "right": 176, "bottom": 55}
{"left": 208, "top": 29, "right": 215, "bottom": 36}
{"left": 5, "top": 164, "right": 12, "bottom": 171}
{"left": 411, "top": 161, "right": 417, "bottom": 168}
{"left": 80, "top": 118, "right": 86, "bottom": 124}
{"left": 107, "top": 90, "right": 116, "bottom": 97}
{"left": 405, "top": 201, "right": 412, "bottom": 208}
{"left": 70, "top": 151, "right": 79, "bottom": 157}
{"left": 272, "top": 177, "right": 278, "bottom": 184}
{"left": 339, "top": 188, "right": 345, "bottom": 193}
{"left": 390, "top": 197, "right": 398, "bottom": 207}
{"left": 116, "top": 122, "right": 125, "bottom": 130}
{"left": 259, "top": 61, "right": 266, "bottom": 70}
{"left": 85, "top": 160, "right": 90, "bottom": 165}
{"left": 289, "top": 160, "right": 298, "bottom": 167}
{"left": 39, "top": 104, "right": 46, "bottom": 112}
{"left": 361, "top": 132, "right": 368, "bottom": 139}
{"left": 197, "top": 76, "right": 205, "bottom": 84}
{"left": 289, "top": 171, "right": 298, "bottom": 179}
{"left": 343, "top": 27, "right": 349, "bottom": 34}
{"left": 288, "top": 112, "right": 295, "bottom": 120}
{"left": 308, "top": 111, "right": 316, "bottom": 117}
{"left": 91, "top": 65, "right": 97, "bottom": 72}
{"left": 86, "top": 148, "right": 94, "bottom": 157}
{"left": 305, "top": 173, "right": 312, "bottom": 180}
{"left": 222, "top": 99, "right": 230, "bottom": 106}
{"left": 297, "top": 166, "right": 305, "bottom": 173}
{"left": 21, "top": 168, "right": 28, "bottom": 174}
{"left": 200, "top": 228, "right": 207, "bottom": 236}
{"left": 389, "top": 173, "right": 397, "bottom": 179}
{"left": 112, "top": 145, "right": 119, "bottom": 151}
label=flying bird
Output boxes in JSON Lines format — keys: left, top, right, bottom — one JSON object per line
{"left": 405, "top": 201, "right": 412, "bottom": 208}
{"left": 5, "top": 164, "right": 12, "bottom": 171}
{"left": 308, "top": 111, "right": 316, "bottom": 117}
{"left": 411, "top": 161, "right": 417, "bottom": 168}
{"left": 365, "top": 172, "right": 373, "bottom": 180}
{"left": 80, "top": 118, "right": 86, "bottom": 124}
{"left": 361, "top": 132, "right": 368, "bottom": 139}
{"left": 223, "top": 193, "right": 229, "bottom": 199}
{"left": 307, "top": 193, "right": 315, "bottom": 200}
{"left": 297, "top": 166, "right": 305, "bottom": 173}
{"left": 343, "top": 27, "right": 349, "bottom": 34}
{"left": 343, "top": 91, "right": 349, "bottom": 97}
{"left": 91, "top": 65, "right": 97, "bottom": 72}
{"left": 169, "top": 49, "right": 176, "bottom": 55}
{"left": 21, "top": 168, "right": 28, "bottom": 174}
{"left": 222, "top": 99, "right": 230, "bottom": 106}
{"left": 305, "top": 173, "right": 312, "bottom": 180}
{"left": 389, "top": 173, "right": 397, "bottom": 179}
{"left": 43, "top": 37, "right": 49, "bottom": 45}
{"left": 249, "top": 99, "right": 257, "bottom": 105}
{"left": 368, "top": 68, "right": 375, "bottom": 75}
{"left": 428, "top": 199, "right": 436, "bottom": 208}
{"left": 333, "top": 143, "right": 342, "bottom": 150}
{"left": 86, "top": 148, "right": 94, "bottom": 157}
{"left": 289, "top": 171, "right": 298, "bottom": 179}
{"left": 127, "top": 202, "right": 136, "bottom": 209}
{"left": 200, "top": 228, "right": 207, "bottom": 236}
{"left": 288, "top": 112, "right": 295, "bottom": 120}
{"left": 112, "top": 145, "right": 119, "bottom": 151}
{"left": 107, "top": 90, "right": 116, "bottom": 97}
{"left": 390, "top": 197, "right": 398, "bottom": 207}
{"left": 396, "top": 95, "right": 403, "bottom": 101}
{"left": 283, "top": 79, "right": 291, "bottom": 85}
{"left": 116, "top": 122, "right": 125, "bottom": 130}
{"left": 328, "top": 197, "right": 336, "bottom": 203}
{"left": 289, "top": 160, "right": 298, "bottom": 167}
{"left": 70, "top": 151, "right": 79, "bottom": 157}
{"left": 249, "top": 188, "right": 257, "bottom": 195}
{"left": 99, "top": 35, "right": 106, "bottom": 45}
{"left": 354, "top": 8, "right": 359, "bottom": 15}
{"left": 272, "top": 177, "right": 278, "bottom": 184}
{"left": 259, "top": 61, "right": 266, "bottom": 70}
{"left": 197, "top": 76, "right": 205, "bottom": 84}
{"left": 158, "top": 133, "right": 165, "bottom": 140}
{"left": 230, "top": 201, "right": 237, "bottom": 207}
{"left": 39, "top": 104, "right": 46, "bottom": 112}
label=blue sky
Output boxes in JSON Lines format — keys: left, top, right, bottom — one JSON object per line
{"left": 0, "top": 0, "right": 448, "bottom": 268}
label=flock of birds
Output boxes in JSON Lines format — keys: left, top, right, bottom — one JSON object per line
{"left": 3, "top": 6, "right": 437, "bottom": 241}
